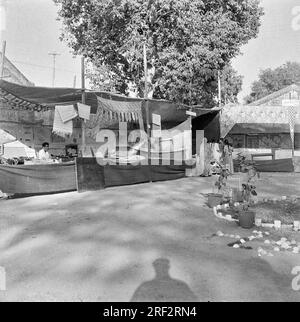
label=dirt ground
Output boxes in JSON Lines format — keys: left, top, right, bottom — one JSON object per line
{"left": 0, "top": 173, "right": 300, "bottom": 302}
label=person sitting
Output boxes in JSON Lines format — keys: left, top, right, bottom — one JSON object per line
{"left": 38, "top": 142, "right": 51, "bottom": 161}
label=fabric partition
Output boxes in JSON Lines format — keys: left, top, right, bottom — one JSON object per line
{"left": 0, "top": 162, "right": 76, "bottom": 194}
{"left": 233, "top": 158, "right": 294, "bottom": 173}
{"left": 150, "top": 165, "right": 187, "bottom": 182}
{"left": 75, "top": 158, "right": 193, "bottom": 192}
{"left": 103, "top": 164, "right": 150, "bottom": 187}
{"left": 254, "top": 158, "right": 294, "bottom": 172}
{"left": 75, "top": 158, "right": 105, "bottom": 192}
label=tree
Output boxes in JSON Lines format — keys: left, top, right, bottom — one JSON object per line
{"left": 220, "top": 65, "right": 243, "bottom": 104}
{"left": 54, "top": 0, "right": 263, "bottom": 106}
{"left": 245, "top": 62, "right": 300, "bottom": 104}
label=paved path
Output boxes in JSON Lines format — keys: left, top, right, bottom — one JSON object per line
{"left": 0, "top": 174, "right": 300, "bottom": 301}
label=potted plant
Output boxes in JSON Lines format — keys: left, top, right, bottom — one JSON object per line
{"left": 207, "top": 164, "right": 230, "bottom": 208}
{"left": 236, "top": 154, "right": 259, "bottom": 229}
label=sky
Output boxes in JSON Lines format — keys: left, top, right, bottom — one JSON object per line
{"left": 1, "top": 0, "right": 300, "bottom": 101}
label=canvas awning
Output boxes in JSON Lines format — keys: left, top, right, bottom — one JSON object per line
{"left": 220, "top": 105, "right": 300, "bottom": 138}
{"left": 0, "top": 80, "right": 221, "bottom": 126}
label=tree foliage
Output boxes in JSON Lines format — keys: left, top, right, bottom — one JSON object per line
{"left": 245, "top": 62, "right": 300, "bottom": 104}
{"left": 54, "top": 0, "right": 263, "bottom": 106}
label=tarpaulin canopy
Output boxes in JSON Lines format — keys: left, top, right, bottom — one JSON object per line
{"left": 0, "top": 80, "right": 221, "bottom": 124}
{"left": 220, "top": 105, "right": 300, "bottom": 138}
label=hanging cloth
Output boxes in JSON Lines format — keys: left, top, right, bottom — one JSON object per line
{"left": 52, "top": 106, "right": 73, "bottom": 136}
{"left": 97, "top": 96, "right": 143, "bottom": 124}
{"left": 77, "top": 103, "right": 91, "bottom": 120}
{"left": 56, "top": 105, "right": 78, "bottom": 123}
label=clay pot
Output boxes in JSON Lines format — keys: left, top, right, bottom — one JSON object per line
{"left": 239, "top": 211, "right": 255, "bottom": 229}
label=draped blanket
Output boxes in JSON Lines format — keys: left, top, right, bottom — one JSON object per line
{"left": 98, "top": 96, "right": 142, "bottom": 122}
{"left": 86, "top": 96, "right": 143, "bottom": 139}
{"left": 52, "top": 106, "right": 76, "bottom": 136}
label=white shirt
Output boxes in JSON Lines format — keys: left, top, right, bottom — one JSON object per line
{"left": 38, "top": 149, "right": 50, "bottom": 160}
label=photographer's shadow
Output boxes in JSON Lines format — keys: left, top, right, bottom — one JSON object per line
{"left": 130, "top": 258, "right": 198, "bottom": 302}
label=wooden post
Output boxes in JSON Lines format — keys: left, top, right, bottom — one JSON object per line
{"left": 81, "top": 56, "right": 86, "bottom": 157}
{"left": 73, "top": 75, "right": 77, "bottom": 88}
{"left": 143, "top": 43, "right": 151, "bottom": 164}
{"left": 218, "top": 71, "right": 221, "bottom": 107}
{"left": 0, "top": 40, "right": 6, "bottom": 78}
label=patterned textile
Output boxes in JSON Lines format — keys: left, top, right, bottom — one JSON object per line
{"left": 98, "top": 96, "right": 142, "bottom": 122}
{"left": 52, "top": 106, "right": 73, "bottom": 136}
{"left": 86, "top": 96, "right": 143, "bottom": 139}
{"left": 220, "top": 105, "right": 300, "bottom": 138}
{"left": 0, "top": 88, "right": 48, "bottom": 112}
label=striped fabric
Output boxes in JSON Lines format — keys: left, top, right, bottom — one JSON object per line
{"left": 97, "top": 96, "right": 143, "bottom": 123}
{"left": 288, "top": 106, "right": 297, "bottom": 146}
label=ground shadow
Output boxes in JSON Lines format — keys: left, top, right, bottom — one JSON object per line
{"left": 130, "top": 258, "right": 198, "bottom": 302}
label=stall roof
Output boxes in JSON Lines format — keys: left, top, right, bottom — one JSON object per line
{"left": 0, "top": 80, "right": 221, "bottom": 124}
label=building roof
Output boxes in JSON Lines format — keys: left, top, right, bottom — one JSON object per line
{"left": 0, "top": 53, "right": 34, "bottom": 86}
{"left": 249, "top": 84, "right": 300, "bottom": 106}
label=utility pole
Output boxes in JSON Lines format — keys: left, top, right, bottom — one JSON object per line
{"left": 73, "top": 75, "right": 77, "bottom": 88}
{"left": 48, "top": 52, "right": 60, "bottom": 87}
{"left": 143, "top": 42, "right": 151, "bottom": 164}
{"left": 0, "top": 0, "right": 7, "bottom": 78}
{"left": 0, "top": 40, "right": 6, "bottom": 78}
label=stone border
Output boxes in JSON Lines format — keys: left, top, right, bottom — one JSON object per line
{"left": 212, "top": 197, "right": 300, "bottom": 232}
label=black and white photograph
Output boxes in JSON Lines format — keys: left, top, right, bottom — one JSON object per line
{"left": 0, "top": 0, "right": 300, "bottom": 306}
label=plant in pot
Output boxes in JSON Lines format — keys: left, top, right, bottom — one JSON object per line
{"left": 236, "top": 154, "right": 260, "bottom": 229}
{"left": 207, "top": 164, "right": 230, "bottom": 208}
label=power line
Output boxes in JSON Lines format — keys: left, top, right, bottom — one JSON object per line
{"left": 10, "top": 59, "right": 78, "bottom": 74}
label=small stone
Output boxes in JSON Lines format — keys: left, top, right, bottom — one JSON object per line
{"left": 294, "top": 221, "right": 300, "bottom": 229}
{"left": 233, "top": 244, "right": 240, "bottom": 249}
{"left": 274, "top": 247, "right": 280, "bottom": 252}
{"left": 230, "top": 234, "right": 235, "bottom": 238}
{"left": 249, "top": 236, "right": 255, "bottom": 241}
{"left": 258, "top": 248, "right": 267, "bottom": 256}
{"left": 280, "top": 237, "right": 287, "bottom": 242}
{"left": 240, "top": 239, "right": 246, "bottom": 244}
{"left": 217, "top": 231, "right": 224, "bottom": 237}
{"left": 282, "top": 196, "right": 287, "bottom": 200}
{"left": 292, "top": 247, "right": 299, "bottom": 254}
{"left": 255, "top": 219, "right": 262, "bottom": 227}
{"left": 253, "top": 230, "right": 258, "bottom": 234}
{"left": 235, "top": 235, "right": 241, "bottom": 239}
{"left": 291, "top": 240, "right": 297, "bottom": 245}
{"left": 264, "top": 240, "right": 271, "bottom": 244}
{"left": 274, "top": 221, "right": 281, "bottom": 229}
{"left": 265, "top": 232, "right": 270, "bottom": 236}
{"left": 281, "top": 243, "right": 291, "bottom": 250}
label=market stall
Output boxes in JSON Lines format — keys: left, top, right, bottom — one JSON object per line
{"left": 219, "top": 104, "right": 300, "bottom": 172}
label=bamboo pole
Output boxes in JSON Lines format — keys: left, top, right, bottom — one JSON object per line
{"left": 81, "top": 56, "right": 86, "bottom": 157}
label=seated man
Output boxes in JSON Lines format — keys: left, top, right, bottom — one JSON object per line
{"left": 38, "top": 142, "right": 51, "bottom": 161}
